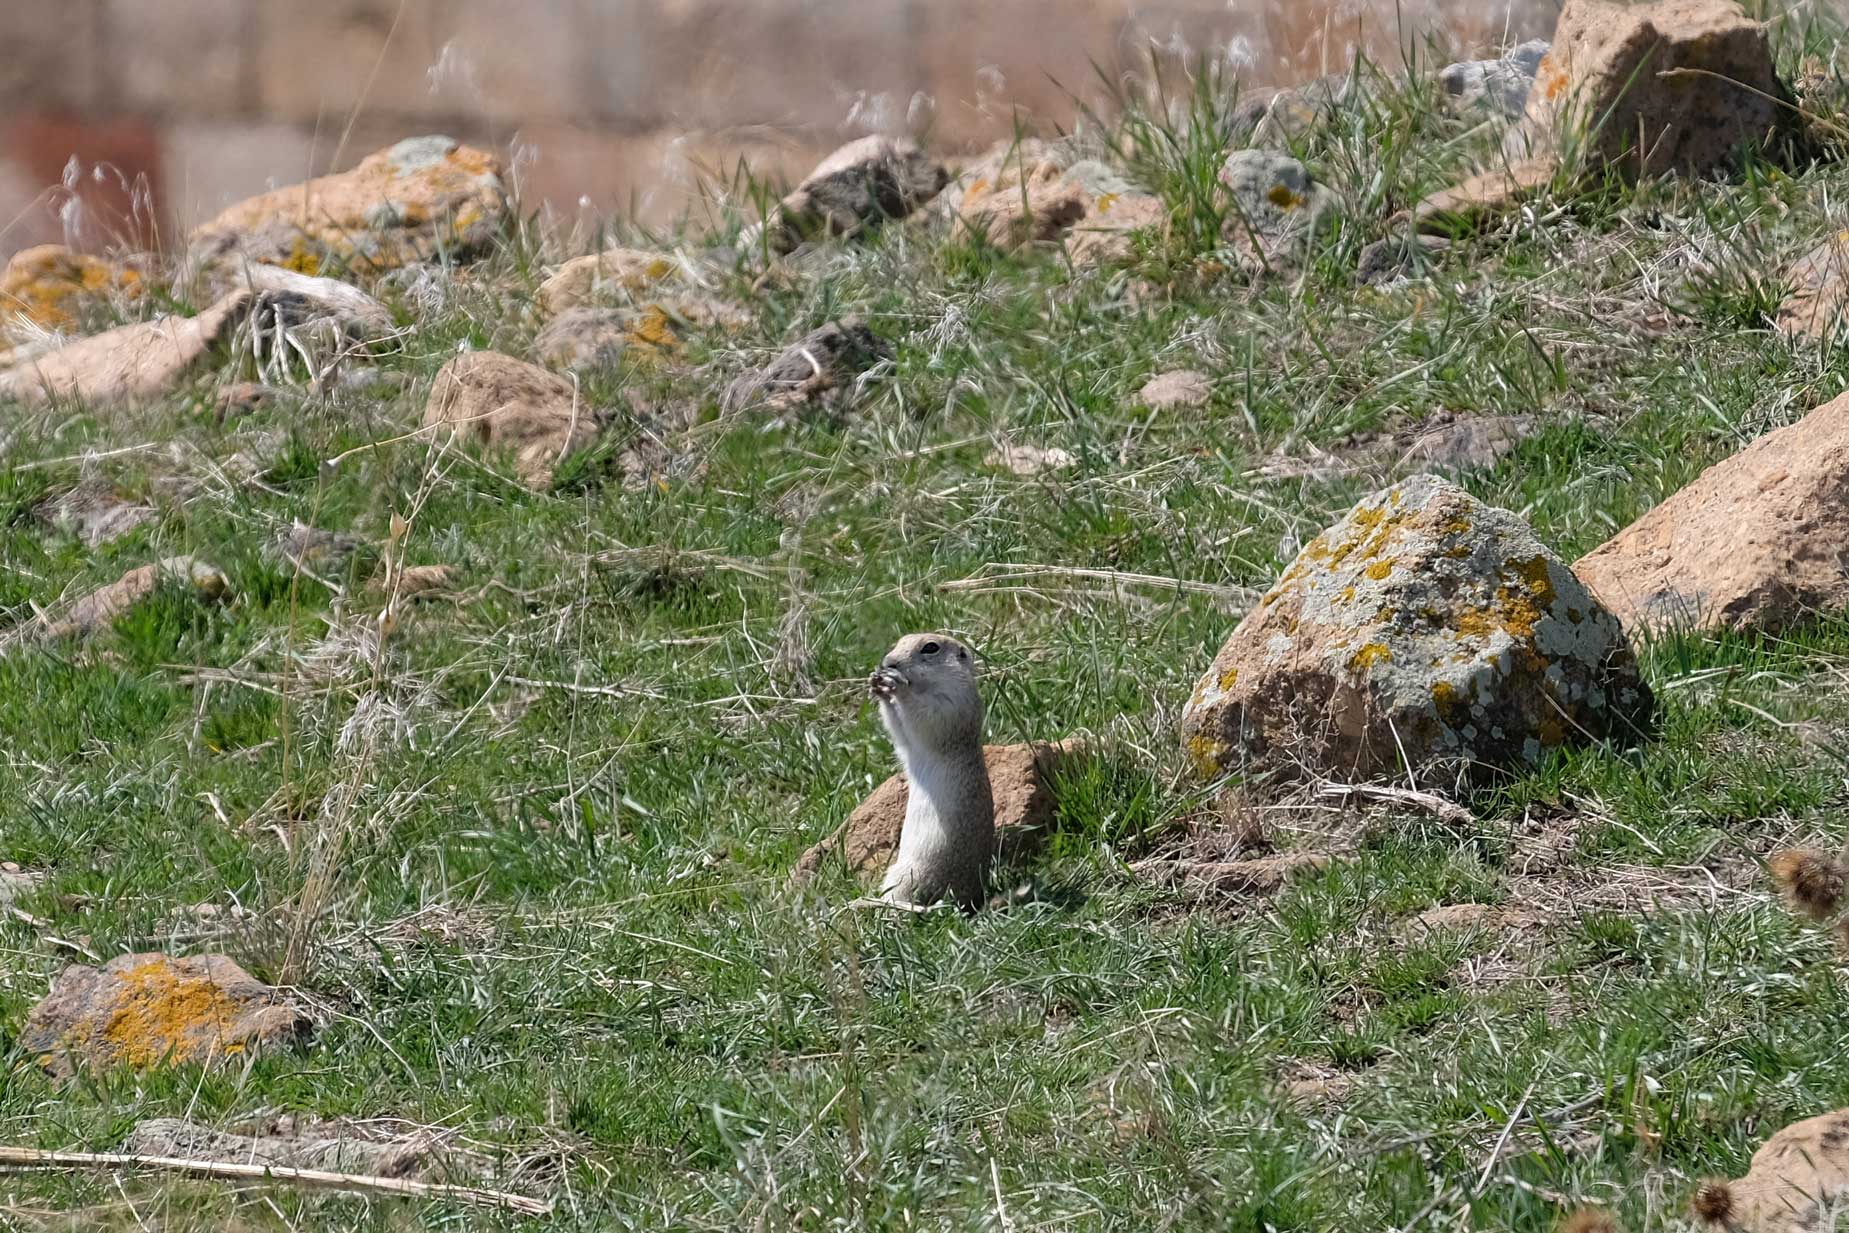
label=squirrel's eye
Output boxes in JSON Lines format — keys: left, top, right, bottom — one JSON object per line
{"left": 921, "top": 641, "right": 941, "bottom": 655}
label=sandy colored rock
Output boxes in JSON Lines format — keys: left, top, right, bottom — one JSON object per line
{"left": 1574, "top": 388, "right": 1849, "bottom": 635}
{"left": 419, "top": 351, "right": 600, "bottom": 488}
{"left": 0, "top": 292, "right": 253, "bottom": 408}
{"left": 188, "top": 135, "right": 505, "bottom": 276}
{"left": 956, "top": 154, "right": 1162, "bottom": 266}
{"left": 1776, "top": 230, "right": 1849, "bottom": 344}
{"left": 1413, "top": 158, "right": 1557, "bottom": 230}
{"left": 537, "top": 248, "right": 681, "bottom": 316}
{"left": 0, "top": 244, "right": 142, "bottom": 335}
{"left": 1220, "top": 150, "right": 1339, "bottom": 271}
{"left": 1232, "top": 75, "right": 1353, "bottom": 147}
{"left": 790, "top": 740, "right": 1087, "bottom": 887}
{"left": 959, "top": 160, "right": 1090, "bottom": 250}
{"left": 0, "top": 864, "right": 45, "bottom": 906}
{"left": 723, "top": 318, "right": 890, "bottom": 414}
{"left": 535, "top": 307, "right": 638, "bottom": 371}
{"left": 1508, "top": 0, "right": 1790, "bottom": 179}
{"left": 1181, "top": 475, "right": 1651, "bottom": 782}
{"left": 19, "top": 556, "right": 229, "bottom": 645}
{"left": 21, "top": 952, "right": 310, "bottom": 1078}
{"left": 125, "top": 1117, "right": 441, "bottom": 1180}
{"left": 1356, "top": 233, "right": 1453, "bottom": 284}
{"left": 1065, "top": 191, "right": 1168, "bottom": 266}
{"left": 1139, "top": 370, "right": 1212, "bottom": 410}
{"left": 986, "top": 442, "right": 1075, "bottom": 476}
{"left": 766, "top": 136, "right": 948, "bottom": 254}
{"left": 1694, "top": 1107, "right": 1849, "bottom": 1232}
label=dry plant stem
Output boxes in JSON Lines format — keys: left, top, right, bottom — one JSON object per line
{"left": 1315, "top": 781, "right": 1476, "bottom": 825}
{"left": 0, "top": 1145, "right": 551, "bottom": 1216}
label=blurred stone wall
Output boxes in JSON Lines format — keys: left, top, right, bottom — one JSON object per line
{"left": 0, "top": 0, "right": 1555, "bottom": 258}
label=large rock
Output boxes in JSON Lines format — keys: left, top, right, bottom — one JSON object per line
{"left": 1220, "top": 150, "right": 1339, "bottom": 272}
{"left": 1509, "top": 0, "right": 1790, "bottom": 177}
{"left": 1231, "top": 75, "right": 1353, "bottom": 147}
{"left": 420, "top": 351, "right": 600, "bottom": 488}
{"left": 14, "top": 556, "right": 228, "bottom": 645}
{"left": 1575, "top": 389, "right": 1849, "bottom": 634}
{"left": 764, "top": 137, "right": 948, "bottom": 254}
{"left": 1775, "top": 230, "right": 1849, "bottom": 344}
{"left": 722, "top": 319, "right": 890, "bottom": 414}
{"left": 21, "top": 953, "right": 309, "bottom": 1078}
{"left": 790, "top": 740, "right": 1086, "bottom": 886}
{"left": 0, "top": 244, "right": 142, "bottom": 335}
{"left": 1692, "top": 1107, "right": 1849, "bottom": 1232}
{"left": 189, "top": 136, "right": 505, "bottom": 276}
{"left": 1181, "top": 475, "right": 1651, "bottom": 782}
{"left": 0, "top": 292, "right": 252, "bottom": 408}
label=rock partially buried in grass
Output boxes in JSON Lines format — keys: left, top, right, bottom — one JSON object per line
{"left": 420, "top": 351, "right": 600, "bottom": 488}
{"left": 790, "top": 740, "right": 1087, "bottom": 888}
{"left": 986, "top": 442, "right": 1075, "bottom": 476}
{"left": 1219, "top": 150, "right": 1339, "bottom": 273}
{"left": 723, "top": 318, "right": 890, "bottom": 414}
{"left": 1180, "top": 475, "right": 1651, "bottom": 783}
{"left": 18, "top": 556, "right": 228, "bottom": 644}
{"left": 956, "top": 152, "right": 1164, "bottom": 266}
{"left": 36, "top": 479, "right": 155, "bottom": 547}
{"left": 21, "top": 953, "right": 310, "bottom": 1078}
{"left": 535, "top": 308, "right": 640, "bottom": 372}
{"left": 537, "top": 248, "right": 679, "bottom": 316}
{"left": 1138, "top": 370, "right": 1212, "bottom": 411}
{"left": 0, "top": 244, "right": 142, "bottom": 334}
{"left": 763, "top": 136, "right": 948, "bottom": 254}
{"left": 0, "top": 292, "right": 253, "bottom": 409}
{"left": 1574, "top": 388, "right": 1849, "bottom": 635}
{"left": 1691, "top": 1107, "right": 1849, "bottom": 1232}
{"left": 1776, "top": 230, "right": 1849, "bottom": 344}
{"left": 1439, "top": 40, "right": 1549, "bottom": 117}
{"left": 189, "top": 135, "right": 505, "bottom": 276}
{"left": 126, "top": 1116, "right": 446, "bottom": 1179}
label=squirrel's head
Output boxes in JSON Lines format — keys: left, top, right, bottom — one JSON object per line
{"left": 870, "top": 633, "right": 984, "bottom": 745}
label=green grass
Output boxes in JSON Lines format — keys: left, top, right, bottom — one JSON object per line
{"left": 9, "top": 23, "right": 1849, "bottom": 1232}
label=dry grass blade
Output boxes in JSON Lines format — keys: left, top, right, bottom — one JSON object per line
{"left": 0, "top": 1145, "right": 552, "bottom": 1216}
{"left": 1315, "top": 781, "right": 1476, "bottom": 825}
{"left": 939, "top": 562, "right": 1258, "bottom": 602}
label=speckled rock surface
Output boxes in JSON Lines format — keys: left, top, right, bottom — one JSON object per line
{"left": 22, "top": 953, "right": 309, "bottom": 1078}
{"left": 1180, "top": 475, "right": 1651, "bottom": 782}
{"left": 538, "top": 248, "right": 681, "bottom": 316}
{"left": 1506, "top": 0, "right": 1790, "bottom": 177}
{"left": 189, "top": 136, "right": 505, "bottom": 275}
{"left": 1439, "top": 40, "right": 1548, "bottom": 116}
{"left": 1219, "top": 151, "right": 1339, "bottom": 271}
{"left": 1776, "top": 229, "right": 1849, "bottom": 344}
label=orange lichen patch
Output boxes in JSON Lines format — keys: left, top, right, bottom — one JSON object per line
{"left": 1218, "top": 668, "right": 1239, "bottom": 691}
{"left": 1537, "top": 713, "right": 1567, "bottom": 748}
{"left": 1441, "top": 515, "right": 1472, "bottom": 537}
{"left": 1364, "top": 559, "right": 1394, "bottom": 581}
{"left": 93, "top": 960, "right": 248, "bottom": 1068}
{"left": 1493, "top": 555, "right": 1557, "bottom": 640}
{"left": 1187, "top": 732, "right": 1229, "bottom": 776}
{"left": 1454, "top": 607, "right": 1495, "bottom": 639}
{"left": 1349, "top": 643, "right": 1392, "bottom": 673}
{"left": 1267, "top": 184, "right": 1305, "bottom": 209}
{"left": 0, "top": 245, "right": 142, "bottom": 332}
{"left": 628, "top": 305, "right": 681, "bottom": 352}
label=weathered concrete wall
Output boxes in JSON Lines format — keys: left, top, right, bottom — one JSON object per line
{"left": 0, "top": 0, "right": 1554, "bottom": 257}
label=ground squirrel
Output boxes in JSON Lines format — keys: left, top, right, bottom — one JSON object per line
{"left": 868, "top": 633, "right": 995, "bottom": 908}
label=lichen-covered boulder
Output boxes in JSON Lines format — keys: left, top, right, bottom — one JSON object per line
{"left": 0, "top": 244, "right": 143, "bottom": 335}
{"left": 1180, "top": 475, "right": 1651, "bottom": 782}
{"left": 21, "top": 953, "right": 309, "bottom": 1078}
{"left": 537, "top": 248, "right": 681, "bottom": 316}
{"left": 1439, "top": 40, "right": 1549, "bottom": 117}
{"left": 1219, "top": 150, "right": 1339, "bottom": 272}
{"left": 188, "top": 135, "right": 505, "bottom": 276}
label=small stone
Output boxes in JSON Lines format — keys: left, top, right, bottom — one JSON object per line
{"left": 764, "top": 136, "right": 948, "bottom": 254}
{"left": 20, "top": 556, "right": 229, "bottom": 644}
{"left": 1180, "top": 474, "right": 1651, "bottom": 782}
{"left": 1438, "top": 40, "right": 1549, "bottom": 116}
{"left": 535, "top": 307, "right": 636, "bottom": 371}
{"left": 790, "top": 739, "right": 1087, "bottom": 887}
{"left": 274, "top": 524, "right": 364, "bottom": 575}
{"left": 986, "top": 442, "right": 1075, "bottom": 476}
{"left": 1232, "top": 75, "right": 1352, "bottom": 147}
{"left": 1138, "top": 370, "right": 1212, "bottom": 410}
{"left": 188, "top": 136, "right": 505, "bottom": 276}
{"left": 1574, "top": 386, "right": 1849, "bottom": 635}
{"left": 1413, "top": 159, "right": 1557, "bottom": 231}
{"left": 723, "top": 319, "right": 890, "bottom": 414}
{"left": 419, "top": 351, "right": 602, "bottom": 488}
{"left": 0, "top": 865, "right": 45, "bottom": 906}
{"left": 0, "top": 293, "right": 254, "bottom": 409}
{"left": 537, "top": 248, "right": 680, "bottom": 316}
{"left": 1219, "top": 150, "right": 1340, "bottom": 272}
{"left": 20, "top": 953, "right": 310, "bottom": 1078}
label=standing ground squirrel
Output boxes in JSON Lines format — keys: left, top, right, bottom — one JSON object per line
{"left": 868, "top": 633, "right": 995, "bottom": 908}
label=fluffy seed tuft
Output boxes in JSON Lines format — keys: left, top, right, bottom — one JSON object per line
{"left": 1557, "top": 1205, "right": 1619, "bottom": 1233}
{"left": 1691, "top": 1180, "right": 1734, "bottom": 1224}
